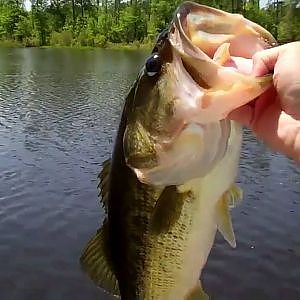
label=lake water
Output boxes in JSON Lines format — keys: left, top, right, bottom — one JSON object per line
{"left": 0, "top": 48, "right": 299, "bottom": 300}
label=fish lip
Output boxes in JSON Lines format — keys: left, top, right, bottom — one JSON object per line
{"left": 171, "top": 3, "right": 206, "bottom": 58}
{"left": 174, "top": 1, "right": 193, "bottom": 22}
{"left": 244, "top": 18, "right": 278, "bottom": 48}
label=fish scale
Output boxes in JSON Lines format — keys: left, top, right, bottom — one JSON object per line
{"left": 144, "top": 193, "right": 194, "bottom": 299}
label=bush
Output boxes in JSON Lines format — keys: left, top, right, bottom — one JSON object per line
{"left": 49, "top": 31, "right": 60, "bottom": 45}
{"left": 77, "top": 31, "right": 88, "bottom": 46}
{"left": 60, "top": 30, "right": 73, "bottom": 46}
{"left": 0, "top": 39, "right": 22, "bottom": 47}
{"left": 22, "top": 36, "right": 40, "bottom": 47}
{"left": 94, "top": 34, "right": 107, "bottom": 47}
{"left": 49, "top": 30, "right": 73, "bottom": 46}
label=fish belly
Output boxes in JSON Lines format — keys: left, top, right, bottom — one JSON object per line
{"left": 166, "top": 121, "right": 243, "bottom": 300}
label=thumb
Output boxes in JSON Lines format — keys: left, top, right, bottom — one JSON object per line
{"left": 252, "top": 45, "right": 280, "bottom": 76}
{"left": 252, "top": 42, "right": 300, "bottom": 120}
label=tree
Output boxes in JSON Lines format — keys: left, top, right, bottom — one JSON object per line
{"left": 0, "top": 0, "right": 297, "bottom": 47}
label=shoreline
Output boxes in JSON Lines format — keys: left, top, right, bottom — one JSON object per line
{"left": 0, "top": 40, "right": 153, "bottom": 51}
{"left": 0, "top": 39, "right": 288, "bottom": 51}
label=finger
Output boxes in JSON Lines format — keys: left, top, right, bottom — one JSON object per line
{"left": 227, "top": 104, "right": 253, "bottom": 127}
{"left": 250, "top": 86, "right": 277, "bottom": 128}
{"left": 251, "top": 46, "right": 281, "bottom": 76}
{"left": 273, "top": 42, "right": 300, "bottom": 120}
{"left": 278, "top": 82, "right": 300, "bottom": 120}
{"left": 228, "top": 87, "right": 276, "bottom": 128}
{"left": 253, "top": 42, "right": 300, "bottom": 120}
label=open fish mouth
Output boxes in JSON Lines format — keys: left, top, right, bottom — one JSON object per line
{"left": 172, "top": 1, "right": 277, "bottom": 59}
{"left": 165, "top": 1, "right": 276, "bottom": 124}
{"left": 168, "top": 1, "right": 277, "bottom": 94}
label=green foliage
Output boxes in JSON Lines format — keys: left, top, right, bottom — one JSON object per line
{"left": 278, "top": 1, "right": 300, "bottom": 42}
{"left": 0, "top": 0, "right": 298, "bottom": 48}
{"left": 50, "top": 30, "right": 73, "bottom": 46}
{"left": 14, "top": 15, "right": 32, "bottom": 41}
{"left": 150, "top": 0, "right": 181, "bottom": 33}
{"left": 0, "top": 3, "right": 23, "bottom": 39}
{"left": 77, "top": 31, "right": 90, "bottom": 46}
{"left": 94, "top": 34, "right": 107, "bottom": 47}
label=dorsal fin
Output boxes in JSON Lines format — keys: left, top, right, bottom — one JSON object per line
{"left": 80, "top": 221, "right": 120, "bottom": 297}
{"left": 97, "top": 159, "right": 111, "bottom": 212}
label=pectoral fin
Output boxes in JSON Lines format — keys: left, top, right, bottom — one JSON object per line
{"left": 216, "top": 184, "right": 243, "bottom": 248}
{"left": 80, "top": 222, "right": 120, "bottom": 297}
{"left": 185, "top": 281, "right": 209, "bottom": 300}
{"left": 150, "top": 186, "right": 193, "bottom": 234}
{"left": 225, "top": 184, "right": 243, "bottom": 208}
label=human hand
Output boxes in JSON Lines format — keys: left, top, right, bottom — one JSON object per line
{"left": 229, "top": 42, "right": 300, "bottom": 164}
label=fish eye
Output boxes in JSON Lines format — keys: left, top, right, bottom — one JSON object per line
{"left": 145, "top": 53, "right": 162, "bottom": 77}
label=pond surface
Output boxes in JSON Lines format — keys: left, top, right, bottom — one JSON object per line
{"left": 0, "top": 48, "right": 299, "bottom": 300}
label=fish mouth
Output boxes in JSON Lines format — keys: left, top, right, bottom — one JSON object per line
{"left": 166, "top": 2, "right": 276, "bottom": 124}
{"left": 172, "top": 1, "right": 277, "bottom": 59}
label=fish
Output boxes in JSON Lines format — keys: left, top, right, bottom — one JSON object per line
{"left": 80, "top": 2, "right": 276, "bottom": 299}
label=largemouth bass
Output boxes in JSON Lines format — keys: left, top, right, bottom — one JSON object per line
{"left": 80, "top": 2, "right": 276, "bottom": 299}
